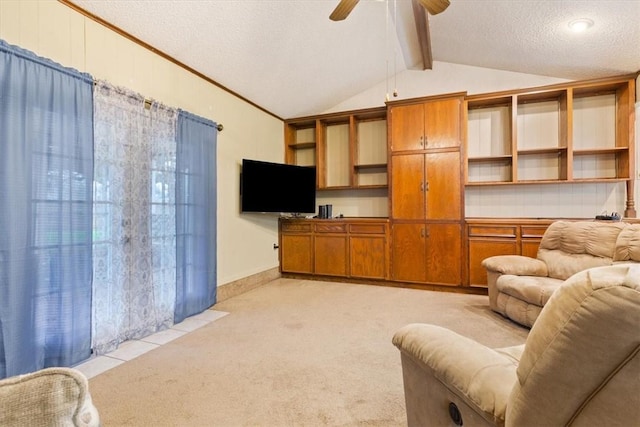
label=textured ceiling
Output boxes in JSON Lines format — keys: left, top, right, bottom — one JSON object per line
{"left": 69, "top": 0, "right": 640, "bottom": 119}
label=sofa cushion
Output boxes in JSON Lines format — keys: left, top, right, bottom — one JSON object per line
{"left": 586, "top": 222, "right": 627, "bottom": 257}
{"left": 540, "top": 221, "right": 626, "bottom": 254}
{"left": 496, "top": 275, "right": 563, "bottom": 306}
{"left": 537, "top": 249, "right": 613, "bottom": 280}
{"left": 539, "top": 221, "right": 624, "bottom": 257}
{"left": 537, "top": 221, "right": 625, "bottom": 279}
{"left": 613, "top": 224, "right": 640, "bottom": 262}
{"left": 494, "top": 345, "right": 525, "bottom": 365}
{"left": 496, "top": 294, "right": 543, "bottom": 328}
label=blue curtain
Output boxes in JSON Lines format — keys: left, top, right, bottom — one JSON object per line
{"left": 175, "top": 111, "right": 217, "bottom": 323}
{"left": 0, "top": 40, "right": 94, "bottom": 378}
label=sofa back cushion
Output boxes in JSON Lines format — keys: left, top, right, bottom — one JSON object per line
{"left": 613, "top": 223, "right": 640, "bottom": 262}
{"left": 506, "top": 264, "right": 640, "bottom": 426}
{"left": 537, "top": 221, "right": 625, "bottom": 279}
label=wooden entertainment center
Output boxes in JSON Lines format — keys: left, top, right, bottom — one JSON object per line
{"left": 279, "top": 75, "right": 637, "bottom": 292}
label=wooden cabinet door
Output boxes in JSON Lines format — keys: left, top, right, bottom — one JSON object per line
{"left": 425, "top": 223, "right": 462, "bottom": 285}
{"left": 424, "top": 98, "right": 461, "bottom": 149}
{"left": 425, "top": 151, "right": 461, "bottom": 220}
{"left": 314, "top": 235, "right": 348, "bottom": 276}
{"left": 281, "top": 234, "right": 313, "bottom": 273}
{"left": 391, "top": 223, "right": 427, "bottom": 282}
{"left": 390, "top": 103, "right": 425, "bottom": 152}
{"left": 521, "top": 225, "right": 548, "bottom": 258}
{"left": 350, "top": 235, "right": 387, "bottom": 279}
{"left": 391, "top": 154, "right": 425, "bottom": 220}
{"left": 468, "top": 240, "right": 517, "bottom": 287}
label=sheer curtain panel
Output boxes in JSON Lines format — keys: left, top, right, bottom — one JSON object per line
{"left": 175, "top": 111, "right": 218, "bottom": 323}
{"left": 0, "top": 40, "right": 94, "bottom": 378}
{"left": 92, "top": 81, "right": 177, "bottom": 355}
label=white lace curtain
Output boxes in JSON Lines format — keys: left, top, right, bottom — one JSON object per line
{"left": 92, "top": 81, "right": 178, "bottom": 355}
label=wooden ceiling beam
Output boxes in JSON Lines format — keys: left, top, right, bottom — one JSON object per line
{"left": 412, "top": 0, "right": 433, "bottom": 70}
{"left": 330, "top": 0, "right": 360, "bottom": 21}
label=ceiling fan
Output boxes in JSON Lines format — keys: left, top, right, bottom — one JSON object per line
{"left": 329, "top": 0, "right": 450, "bottom": 70}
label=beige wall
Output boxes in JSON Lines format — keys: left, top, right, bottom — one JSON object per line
{"left": 0, "top": 0, "right": 285, "bottom": 286}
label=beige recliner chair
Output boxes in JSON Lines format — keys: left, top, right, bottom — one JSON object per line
{"left": 0, "top": 367, "right": 100, "bottom": 427}
{"left": 482, "top": 221, "right": 639, "bottom": 327}
{"left": 392, "top": 264, "right": 640, "bottom": 426}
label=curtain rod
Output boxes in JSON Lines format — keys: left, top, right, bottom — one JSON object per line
{"left": 144, "top": 98, "right": 223, "bottom": 132}
{"left": 93, "top": 80, "right": 223, "bottom": 132}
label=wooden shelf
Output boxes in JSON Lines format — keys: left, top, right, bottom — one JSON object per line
{"left": 285, "top": 106, "right": 387, "bottom": 191}
{"left": 468, "top": 155, "right": 512, "bottom": 163}
{"left": 518, "top": 147, "right": 567, "bottom": 155}
{"left": 573, "top": 147, "right": 628, "bottom": 156}
{"left": 354, "top": 163, "right": 387, "bottom": 171}
{"left": 467, "top": 179, "right": 564, "bottom": 186}
{"left": 318, "top": 185, "right": 353, "bottom": 191}
{"left": 288, "top": 142, "right": 316, "bottom": 149}
{"left": 465, "top": 75, "right": 635, "bottom": 186}
{"left": 317, "top": 184, "right": 388, "bottom": 191}
{"left": 571, "top": 177, "right": 629, "bottom": 183}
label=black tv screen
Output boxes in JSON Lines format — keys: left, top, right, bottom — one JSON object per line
{"left": 241, "top": 159, "right": 316, "bottom": 214}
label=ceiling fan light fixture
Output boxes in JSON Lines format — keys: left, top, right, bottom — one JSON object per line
{"left": 569, "top": 18, "right": 594, "bottom": 33}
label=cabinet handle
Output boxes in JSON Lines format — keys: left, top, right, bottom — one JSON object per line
{"left": 420, "top": 182, "right": 425, "bottom": 192}
{"left": 425, "top": 226, "right": 429, "bottom": 238}
{"left": 425, "top": 181, "right": 429, "bottom": 192}
{"left": 421, "top": 227, "right": 425, "bottom": 238}
{"left": 419, "top": 136, "right": 424, "bottom": 147}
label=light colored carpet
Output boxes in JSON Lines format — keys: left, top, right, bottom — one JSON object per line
{"left": 88, "top": 278, "right": 528, "bottom": 426}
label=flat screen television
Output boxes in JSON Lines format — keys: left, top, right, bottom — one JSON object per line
{"left": 240, "top": 159, "right": 316, "bottom": 214}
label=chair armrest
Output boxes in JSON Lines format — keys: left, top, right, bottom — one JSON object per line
{"left": 392, "top": 323, "right": 518, "bottom": 422}
{"left": 482, "top": 255, "right": 548, "bottom": 277}
{"left": 0, "top": 367, "right": 100, "bottom": 427}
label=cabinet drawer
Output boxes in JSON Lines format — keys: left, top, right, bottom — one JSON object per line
{"left": 468, "top": 225, "right": 517, "bottom": 238}
{"left": 315, "top": 223, "right": 347, "bottom": 233}
{"left": 521, "top": 225, "right": 548, "bottom": 239}
{"left": 349, "top": 223, "right": 386, "bottom": 234}
{"left": 281, "top": 222, "right": 312, "bottom": 232}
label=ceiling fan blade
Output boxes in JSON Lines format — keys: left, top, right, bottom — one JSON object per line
{"left": 418, "top": 0, "right": 450, "bottom": 15}
{"left": 412, "top": 0, "right": 433, "bottom": 69}
{"left": 330, "top": 0, "right": 360, "bottom": 21}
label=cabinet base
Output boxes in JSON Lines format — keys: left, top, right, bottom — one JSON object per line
{"left": 280, "top": 273, "right": 488, "bottom": 296}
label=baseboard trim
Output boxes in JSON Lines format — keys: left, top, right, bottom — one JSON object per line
{"left": 216, "top": 267, "right": 281, "bottom": 302}
{"left": 280, "top": 273, "right": 488, "bottom": 295}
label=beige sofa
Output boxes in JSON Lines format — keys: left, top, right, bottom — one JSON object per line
{"left": 0, "top": 367, "right": 100, "bottom": 427}
{"left": 392, "top": 264, "right": 640, "bottom": 426}
{"left": 482, "top": 220, "right": 640, "bottom": 327}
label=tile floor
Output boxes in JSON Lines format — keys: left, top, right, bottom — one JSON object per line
{"left": 75, "top": 309, "right": 229, "bottom": 379}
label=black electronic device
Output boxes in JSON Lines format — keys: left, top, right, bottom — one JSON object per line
{"left": 595, "top": 212, "right": 621, "bottom": 221}
{"left": 240, "top": 159, "right": 316, "bottom": 214}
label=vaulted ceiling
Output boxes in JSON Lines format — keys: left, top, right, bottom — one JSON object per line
{"left": 68, "top": 0, "right": 640, "bottom": 119}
